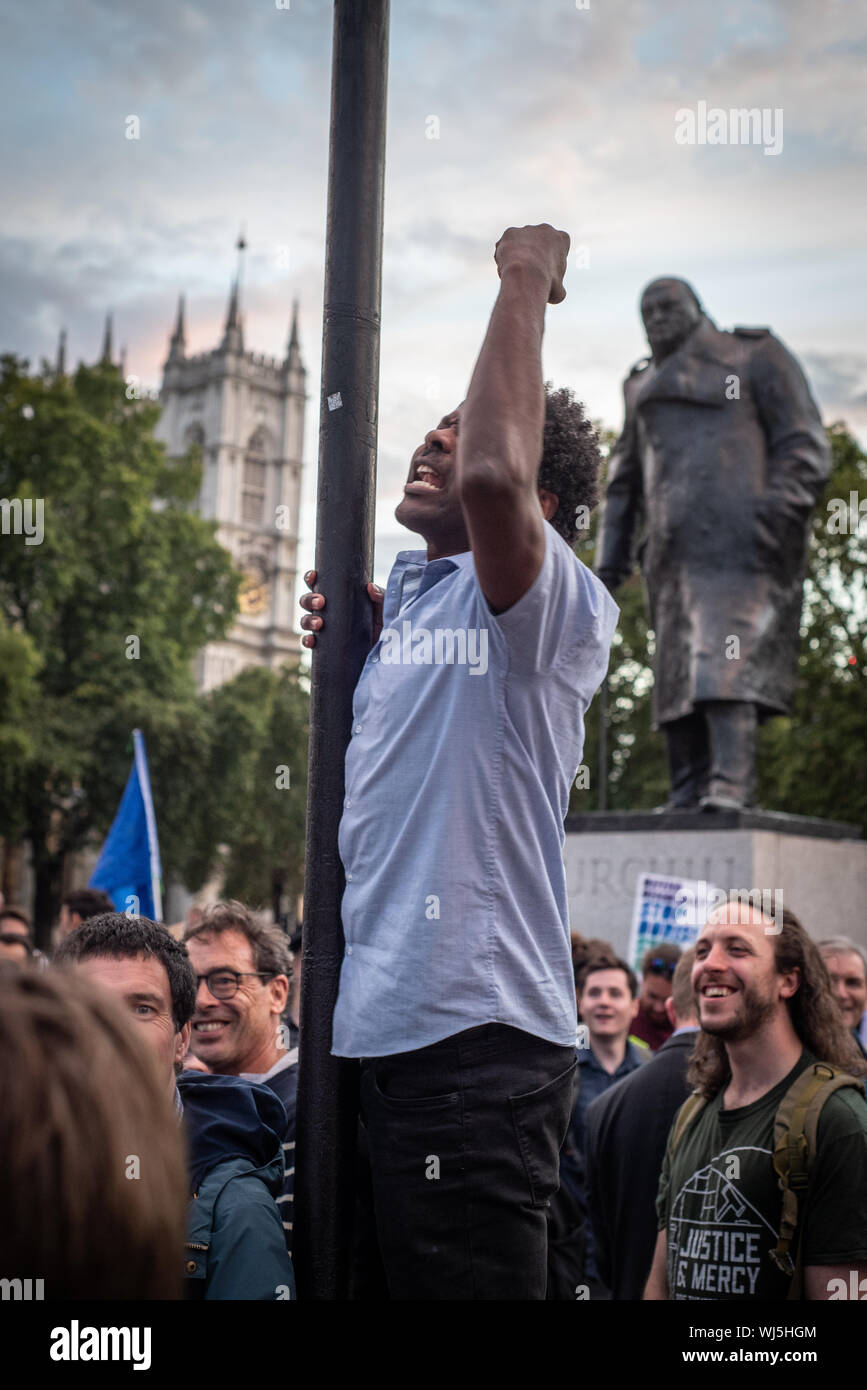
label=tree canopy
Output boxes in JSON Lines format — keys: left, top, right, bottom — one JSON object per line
{"left": 0, "top": 355, "right": 308, "bottom": 939}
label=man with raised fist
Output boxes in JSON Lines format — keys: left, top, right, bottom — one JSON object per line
{"left": 301, "top": 225, "right": 618, "bottom": 1299}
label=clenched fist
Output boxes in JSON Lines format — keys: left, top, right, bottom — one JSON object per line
{"left": 494, "top": 224, "right": 570, "bottom": 305}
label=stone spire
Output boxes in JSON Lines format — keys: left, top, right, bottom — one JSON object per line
{"left": 220, "top": 230, "right": 246, "bottom": 354}
{"left": 284, "top": 298, "right": 302, "bottom": 370}
{"left": 168, "top": 293, "right": 186, "bottom": 361}
{"left": 56, "top": 327, "right": 67, "bottom": 377}
{"left": 100, "top": 313, "right": 113, "bottom": 365}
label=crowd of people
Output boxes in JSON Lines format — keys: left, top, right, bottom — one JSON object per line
{"left": 1, "top": 890, "right": 299, "bottom": 1299}
{"left": 1, "top": 884, "right": 866, "bottom": 1301}
{"left": 3, "top": 226, "right": 865, "bottom": 1304}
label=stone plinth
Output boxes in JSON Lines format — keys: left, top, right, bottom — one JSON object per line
{"left": 563, "top": 809, "right": 866, "bottom": 958}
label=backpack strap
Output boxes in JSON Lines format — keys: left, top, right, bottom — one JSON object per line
{"left": 769, "top": 1062, "right": 863, "bottom": 1295}
{"left": 669, "top": 1092, "right": 708, "bottom": 1158}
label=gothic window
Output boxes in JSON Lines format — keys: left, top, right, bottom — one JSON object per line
{"left": 242, "top": 427, "right": 268, "bottom": 525}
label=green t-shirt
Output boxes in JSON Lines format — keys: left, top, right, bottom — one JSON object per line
{"left": 655, "top": 1049, "right": 867, "bottom": 1300}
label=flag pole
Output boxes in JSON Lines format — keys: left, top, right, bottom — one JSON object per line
{"left": 132, "top": 729, "right": 163, "bottom": 919}
{"left": 293, "top": 0, "right": 390, "bottom": 1301}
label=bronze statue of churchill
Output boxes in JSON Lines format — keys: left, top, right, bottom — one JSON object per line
{"left": 595, "top": 278, "right": 830, "bottom": 810}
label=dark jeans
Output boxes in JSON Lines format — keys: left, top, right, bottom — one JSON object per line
{"left": 359, "top": 1023, "right": 577, "bottom": 1300}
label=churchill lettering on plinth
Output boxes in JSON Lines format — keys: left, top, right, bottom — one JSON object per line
{"left": 596, "top": 278, "right": 831, "bottom": 810}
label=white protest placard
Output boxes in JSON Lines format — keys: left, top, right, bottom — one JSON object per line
{"left": 626, "top": 872, "right": 724, "bottom": 976}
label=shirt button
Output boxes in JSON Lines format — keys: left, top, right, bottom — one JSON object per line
{"left": 347, "top": 873, "right": 353, "bottom": 882}
{"left": 371, "top": 655, "right": 379, "bottom": 663}
{"left": 346, "top": 946, "right": 353, "bottom": 956}
{"left": 344, "top": 798, "right": 352, "bottom": 808}
{"left": 354, "top": 724, "right": 362, "bottom": 734}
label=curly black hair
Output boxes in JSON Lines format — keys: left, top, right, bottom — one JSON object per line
{"left": 537, "top": 382, "right": 601, "bottom": 545}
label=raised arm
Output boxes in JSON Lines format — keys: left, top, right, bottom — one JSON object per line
{"left": 457, "top": 224, "right": 569, "bottom": 614}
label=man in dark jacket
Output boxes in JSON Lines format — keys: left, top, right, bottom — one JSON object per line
{"left": 584, "top": 949, "right": 698, "bottom": 1299}
{"left": 56, "top": 913, "right": 295, "bottom": 1299}
{"left": 178, "top": 1071, "right": 295, "bottom": 1299}
{"left": 596, "top": 278, "right": 831, "bottom": 809}
{"left": 556, "top": 956, "right": 647, "bottom": 1298}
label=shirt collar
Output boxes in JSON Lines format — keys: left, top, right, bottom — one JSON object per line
{"left": 578, "top": 1041, "right": 641, "bottom": 1074}
{"left": 393, "top": 548, "right": 473, "bottom": 568}
{"left": 239, "top": 1049, "right": 298, "bottom": 1083}
{"left": 385, "top": 550, "right": 471, "bottom": 624}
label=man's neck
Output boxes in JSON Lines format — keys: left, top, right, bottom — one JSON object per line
{"left": 591, "top": 1031, "right": 629, "bottom": 1074}
{"left": 410, "top": 521, "right": 470, "bottom": 562}
{"left": 722, "top": 1016, "right": 804, "bottom": 1109}
{"left": 229, "top": 1036, "right": 281, "bottom": 1077}
{"left": 425, "top": 538, "right": 467, "bottom": 562}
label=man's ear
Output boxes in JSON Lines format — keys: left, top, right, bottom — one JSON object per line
{"left": 538, "top": 488, "right": 559, "bottom": 522}
{"left": 268, "top": 973, "right": 290, "bottom": 1015}
{"left": 174, "top": 1020, "right": 191, "bottom": 1068}
{"left": 779, "top": 966, "right": 800, "bottom": 1001}
{"left": 665, "top": 996, "right": 677, "bottom": 1029}
{"left": 631, "top": 996, "right": 640, "bottom": 1023}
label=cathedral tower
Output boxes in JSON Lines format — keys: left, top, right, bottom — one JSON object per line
{"left": 155, "top": 247, "right": 306, "bottom": 691}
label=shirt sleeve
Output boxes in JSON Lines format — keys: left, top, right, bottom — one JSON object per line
{"left": 655, "top": 1139, "right": 672, "bottom": 1232}
{"left": 480, "top": 522, "right": 619, "bottom": 685}
{"left": 802, "top": 1091, "right": 867, "bottom": 1265}
{"left": 207, "top": 1182, "right": 296, "bottom": 1300}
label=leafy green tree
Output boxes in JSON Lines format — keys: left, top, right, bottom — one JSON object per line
{"left": 212, "top": 666, "right": 309, "bottom": 917}
{"left": 0, "top": 354, "right": 240, "bottom": 939}
{"left": 757, "top": 423, "right": 866, "bottom": 829}
{"left": 164, "top": 664, "right": 309, "bottom": 922}
{"left": 0, "top": 618, "right": 41, "bottom": 840}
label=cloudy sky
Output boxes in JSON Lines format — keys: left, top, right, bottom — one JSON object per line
{"left": 2, "top": 0, "right": 865, "bottom": 584}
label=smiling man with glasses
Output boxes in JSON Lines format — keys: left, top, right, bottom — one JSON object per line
{"left": 55, "top": 911, "right": 295, "bottom": 1299}
{"left": 184, "top": 901, "right": 297, "bottom": 1249}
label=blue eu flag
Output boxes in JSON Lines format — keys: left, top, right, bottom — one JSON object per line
{"left": 90, "top": 729, "right": 163, "bottom": 920}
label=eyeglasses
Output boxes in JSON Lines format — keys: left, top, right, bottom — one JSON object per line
{"left": 646, "top": 957, "right": 676, "bottom": 979}
{"left": 194, "top": 969, "right": 276, "bottom": 999}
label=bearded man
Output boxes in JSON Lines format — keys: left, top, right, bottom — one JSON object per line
{"left": 645, "top": 901, "right": 867, "bottom": 1300}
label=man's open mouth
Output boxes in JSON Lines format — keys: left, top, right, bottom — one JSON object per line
{"left": 404, "top": 462, "right": 444, "bottom": 493}
{"left": 701, "top": 985, "right": 736, "bottom": 997}
{"left": 193, "top": 1019, "right": 231, "bottom": 1035}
